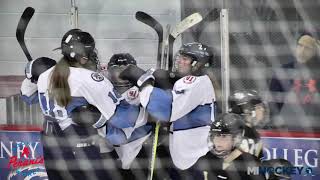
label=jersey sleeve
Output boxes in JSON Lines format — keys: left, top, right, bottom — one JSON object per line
{"left": 140, "top": 85, "right": 173, "bottom": 122}
{"left": 106, "top": 122, "right": 152, "bottom": 146}
{"left": 108, "top": 100, "right": 140, "bottom": 129}
{"left": 106, "top": 124, "right": 127, "bottom": 145}
{"left": 139, "top": 75, "right": 216, "bottom": 123}
{"left": 20, "top": 78, "right": 39, "bottom": 104}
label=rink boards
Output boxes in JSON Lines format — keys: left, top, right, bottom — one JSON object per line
{"left": 0, "top": 126, "right": 319, "bottom": 180}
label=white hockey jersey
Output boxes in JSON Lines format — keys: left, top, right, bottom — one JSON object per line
{"left": 21, "top": 67, "right": 118, "bottom": 130}
{"left": 140, "top": 75, "right": 216, "bottom": 170}
{"left": 103, "top": 86, "right": 152, "bottom": 169}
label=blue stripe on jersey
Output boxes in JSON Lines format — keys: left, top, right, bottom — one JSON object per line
{"left": 106, "top": 124, "right": 127, "bottom": 145}
{"left": 173, "top": 104, "right": 212, "bottom": 131}
{"left": 39, "top": 93, "right": 48, "bottom": 114}
{"left": 146, "top": 88, "right": 172, "bottom": 122}
{"left": 20, "top": 91, "right": 39, "bottom": 104}
{"left": 39, "top": 93, "right": 55, "bottom": 117}
{"left": 109, "top": 100, "right": 140, "bottom": 129}
{"left": 106, "top": 124, "right": 152, "bottom": 145}
{"left": 128, "top": 124, "right": 152, "bottom": 142}
{"left": 49, "top": 99, "right": 55, "bottom": 117}
{"left": 39, "top": 94, "right": 89, "bottom": 117}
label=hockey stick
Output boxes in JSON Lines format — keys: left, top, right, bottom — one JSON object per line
{"left": 136, "top": 12, "right": 203, "bottom": 180}
{"left": 135, "top": 11, "right": 163, "bottom": 68}
{"left": 70, "top": 0, "right": 78, "bottom": 28}
{"left": 192, "top": 8, "right": 220, "bottom": 42}
{"left": 148, "top": 121, "right": 160, "bottom": 180}
{"left": 161, "top": 24, "right": 171, "bottom": 69}
{"left": 147, "top": 25, "right": 171, "bottom": 180}
{"left": 168, "top": 12, "right": 203, "bottom": 71}
{"left": 16, "top": 7, "right": 35, "bottom": 62}
{"left": 135, "top": 12, "right": 164, "bottom": 180}
{"left": 170, "top": 13, "right": 203, "bottom": 39}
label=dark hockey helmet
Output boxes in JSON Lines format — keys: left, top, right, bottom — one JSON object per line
{"left": 177, "top": 42, "right": 214, "bottom": 72}
{"left": 210, "top": 113, "right": 245, "bottom": 136}
{"left": 25, "top": 57, "right": 56, "bottom": 83}
{"left": 108, "top": 53, "right": 137, "bottom": 67}
{"left": 208, "top": 113, "right": 245, "bottom": 158}
{"left": 59, "top": 29, "right": 99, "bottom": 69}
{"left": 229, "top": 90, "right": 269, "bottom": 127}
{"left": 179, "top": 42, "right": 213, "bottom": 63}
{"left": 107, "top": 53, "right": 137, "bottom": 93}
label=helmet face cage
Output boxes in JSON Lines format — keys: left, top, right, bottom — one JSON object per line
{"left": 208, "top": 132, "right": 243, "bottom": 158}
{"left": 107, "top": 65, "right": 132, "bottom": 87}
{"left": 106, "top": 53, "right": 137, "bottom": 93}
{"left": 208, "top": 113, "right": 245, "bottom": 158}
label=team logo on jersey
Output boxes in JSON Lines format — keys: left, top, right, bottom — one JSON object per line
{"left": 91, "top": 72, "right": 104, "bottom": 82}
{"left": 127, "top": 88, "right": 139, "bottom": 100}
{"left": 183, "top": 75, "right": 197, "bottom": 84}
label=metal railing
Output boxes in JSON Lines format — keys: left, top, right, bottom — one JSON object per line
{"left": 6, "top": 94, "right": 43, "bottom": 126}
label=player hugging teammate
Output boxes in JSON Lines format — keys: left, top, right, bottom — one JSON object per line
{"left": 17, "top": 7, "right": 291, "bottom": 179}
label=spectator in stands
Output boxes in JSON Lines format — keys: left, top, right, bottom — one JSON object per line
{"left": 269, "top": 32, "right": 320, "bottom": 130}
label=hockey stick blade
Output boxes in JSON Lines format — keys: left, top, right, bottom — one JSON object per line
{"left": 170, "top": 12, "right": 203, "bottom": 39}
{"left": 192, "top": 9, "right": 220, "bottom": 42}
{"left": 16, "top": 7, "right": 35, "bottom": 61}
{"left": 136, "top": 11, "right": 163, "bottom": 68}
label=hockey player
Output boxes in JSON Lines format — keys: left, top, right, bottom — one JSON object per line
{"left": 99, "top": 53, "right": 153, "bottom": 179}
{"left": 103, "top": 53, "right": 137, "bottom": 94}
{"left": 229, "top": 90, "right": 269, "bottom": 159}
{"left": 19, "top": 29, "right": 134, "bottom": 179}
{"left": 119, "top": 42, "right": 217, "bottom": 170}
{"left": 184, "top": 113, "right": 265, "bottom": 180}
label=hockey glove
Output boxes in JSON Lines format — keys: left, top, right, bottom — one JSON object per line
{"left": 25, "top": 57, "right": 56, "bottom": 83}
{"left": 119, "top": 64, "right": 155, "bottom": 88}
{"left": 152, "top": 69, "right": 176, "bottom": 90}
